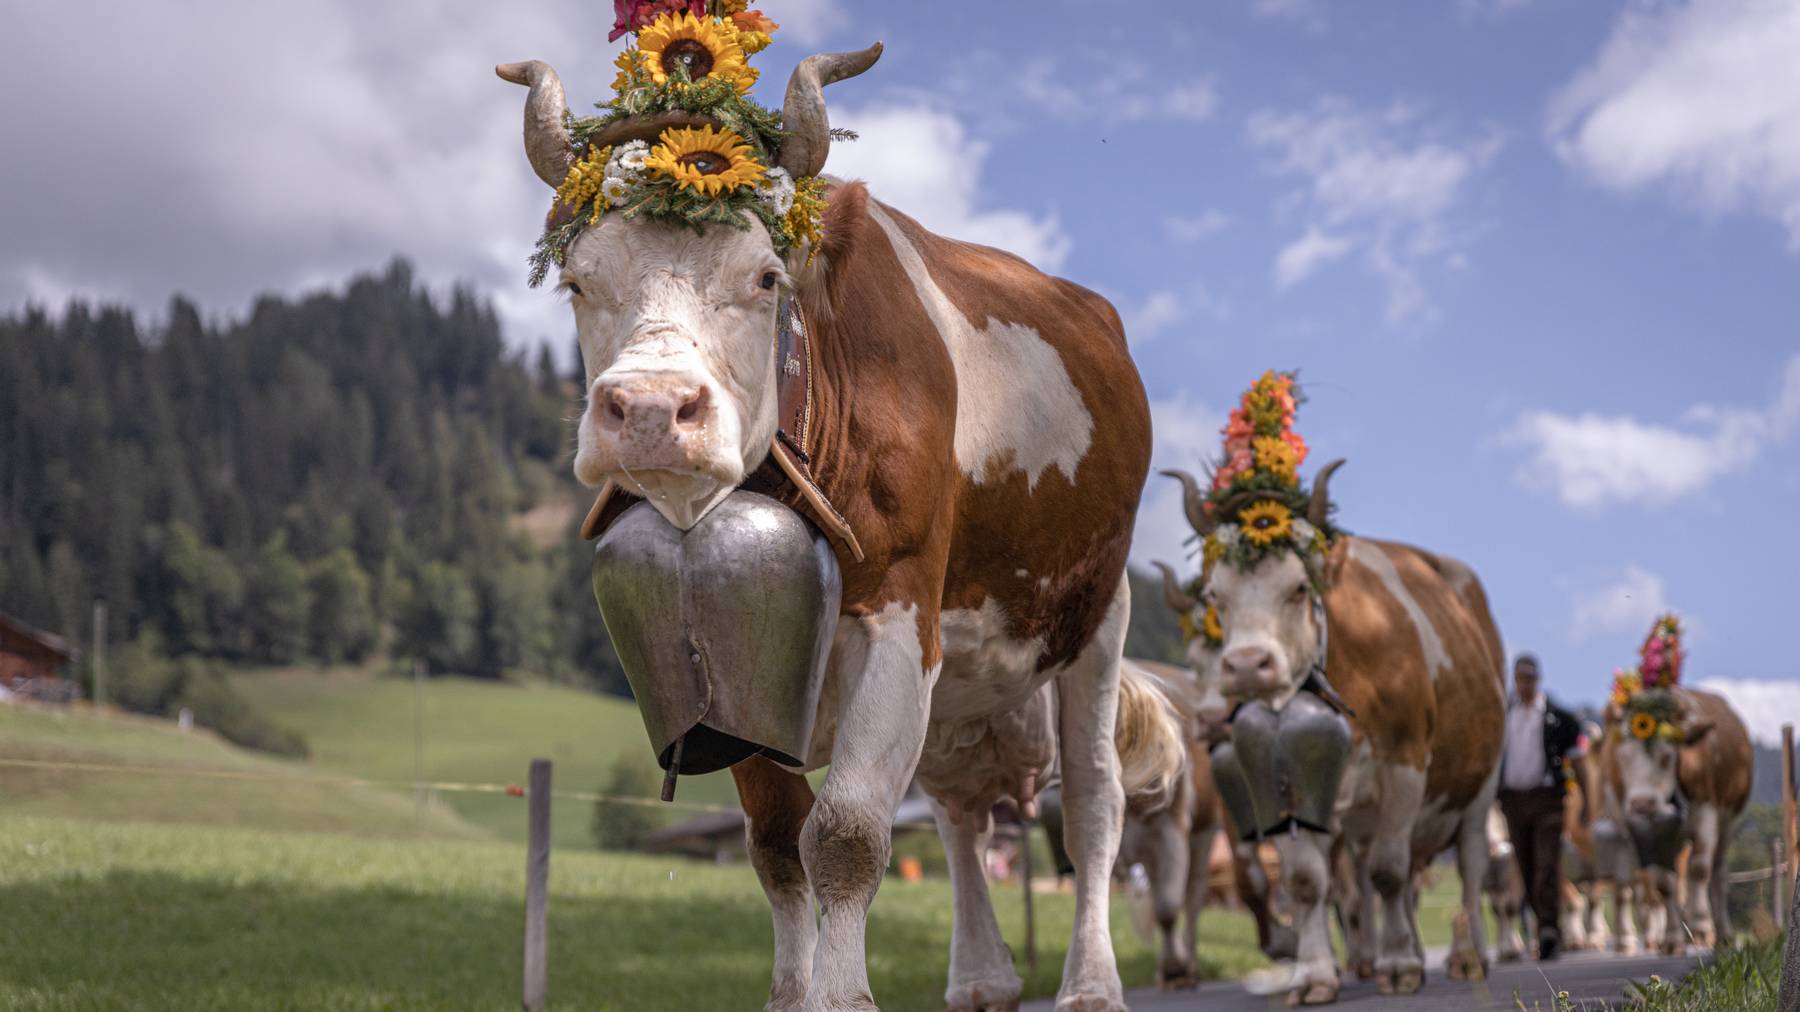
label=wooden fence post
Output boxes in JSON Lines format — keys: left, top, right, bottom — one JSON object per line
{"left": 1783, "top": 724, "right": 1796, "bottom": 886}
{"left": 1774, "top": 838, "right": 1786, "bottom": 933}
{"left": 1020, "top": 817, "right": 1037, "bottom": 976}
{"left": 523, "top": 758, "right": 552, "bottom": 1012}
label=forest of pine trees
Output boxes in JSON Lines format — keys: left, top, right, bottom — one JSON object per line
{"left": 0, "top": 260, "right": 627, "bottom": 707}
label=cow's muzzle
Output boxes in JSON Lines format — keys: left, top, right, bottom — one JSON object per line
{"left": 591, "top": 491, "right": 841, "bottom": 781}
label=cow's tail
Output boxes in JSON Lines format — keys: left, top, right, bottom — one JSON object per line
{"left": 1114, "top": 660, "right": 1189, "bottom": 815}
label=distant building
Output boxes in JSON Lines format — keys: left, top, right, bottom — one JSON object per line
{"left": 0, "top": 611, "right": 79, "bottom": 703}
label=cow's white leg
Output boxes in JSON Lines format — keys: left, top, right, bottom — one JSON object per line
{"left": 1369, "top": 765, "right": 1425, "bottom": 995}
{"left": 1273, "top": 828, "right": 1339, "bottom": 1005}
{"left": 1492, "top": 865, "right": 1524, "bottom": 962}
{"left": 1179, "top": 823, "right": 1217, "bottom": 988}
{"left": 1446, "top": 800, "right": 1491, "bottom": 981}
{"left": 1709, "top": 826, "right": 1733, "bottom": 949}
{"left": 735, "top": 757, "right": 819, "bottom": 1011}
{"left": 1645, "top": 866, "right": 1682, "bottom": 955}
{"left": 802, "top": 603, "right": 937, "bottom": 1012}
{"left": 1613, "top": 876, "right": 1641, "bottom": 953}
{"left": 1051, "top": 576, "right": 1129, "bottom": 1012}
{"left": 1585, "top": 880, "right": 1612, "bottom": 950}
{"left": 931, "top": 796, "right": 1022, "bottom": 1011}
{"left": 1561, "top": 879, "right": 1589, "bottom": 952}
{"left": 1338, "top": 843, "right": 1377, "bottom": 980}
{"left": 1143, "top": 806, "right": 1194, "bottom": 989}
{"left": 1684, "top": 803, "right": 1720, "bottom": 948}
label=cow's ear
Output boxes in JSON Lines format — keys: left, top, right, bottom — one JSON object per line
{"left": 1603, "top": 701, "right": 1623, "bottom": 726}
{"left": 1682, "top": 719, "right": 1714, "bottom": 745}
{"left": 1318, "top": 538, "right": 1350, "bottom": 590}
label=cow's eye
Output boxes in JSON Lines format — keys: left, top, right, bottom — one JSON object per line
{"left": 1289, "top": 584, "right": 1310, "bottom": 603}
{"left": 561, "top": 279, "right": 583, "bottom": 297}
{"left": 759, "top": 271, "right": 778, "bottom": 291}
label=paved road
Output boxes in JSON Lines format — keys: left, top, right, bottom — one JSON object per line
{"left": 1021, "top": 950, "right": 1700, "bottom": 1011}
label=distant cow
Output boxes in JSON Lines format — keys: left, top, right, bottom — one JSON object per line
{"left": 1600, "top": 688, "right": 1752, "bottom": 952}
{"left": 1161, "top": 467, "right": 1506, "bottom": 1004}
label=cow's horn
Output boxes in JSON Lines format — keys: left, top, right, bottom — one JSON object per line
{"left": 1307, "top": 458, "right": 1345, "bottom": 529}
{"left": 775, "top": 42, "right": 883, "bottom": 179}
{"left": 1160, "top": 469, "right": 1215, "bottom": 537}
{"left": 1152, "top": 561, "right": 1198, "bottom": 615}
{"left": 497, "top": 60, "right": 574, "bottom": 188}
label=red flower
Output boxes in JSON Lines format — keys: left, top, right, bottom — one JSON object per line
{"left": 610, "top": 0, "right": 708, "bottom": 42}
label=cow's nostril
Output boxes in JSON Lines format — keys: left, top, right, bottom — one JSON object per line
{"left": 676, "top": 386, "right": 709, "bottom": 425}
{"left": 608, "top": 396, "right": 626, "bottom": 422}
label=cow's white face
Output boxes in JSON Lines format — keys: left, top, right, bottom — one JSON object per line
{"left": 1612, "top": 734, "right": 1680, "bottom": 818}
{"left": 1181, "top": 629, "right": 1229, "bottom": 738}
{"left": 1204, "top": 550, "right": 1319, "bottom": 707}
{"left": 563, "top": 213, "right": 787, "bottom": 529}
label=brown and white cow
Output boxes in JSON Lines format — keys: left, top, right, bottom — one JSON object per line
{"left": 502, "top": 47, "right": 1153, "bottom": 1011}
{"left": 1159, "top": 469, "right": 1506, "bottom": 1004}
{"left": 1599, "top": 688, "right": 1752, "bottom": 953}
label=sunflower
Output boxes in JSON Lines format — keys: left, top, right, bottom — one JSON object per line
{"left": 636, "top": 12, "right": 756, "bottom": 93}
{"left": 645, "top": 125, "right": 767, "bottom": 196}
{"left": 1203, "top": 603, "right": 1224, "bottom": 643}
{"left": 1630, "top": 712, "right": 1657, "bottom": 741}
{"left": 1254, "top": 434, "right": 1300, "bottom": 484}
{"left": 1238, "top": 499, "right": 1294, "bottom": 546}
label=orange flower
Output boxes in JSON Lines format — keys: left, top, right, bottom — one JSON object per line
{"left": 1282, "top": 429, "right": 1309, "bottom": 468}
{"left": 731, "top": 9, "right": 778, "bottom": 33}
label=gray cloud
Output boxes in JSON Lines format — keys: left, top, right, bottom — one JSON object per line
{"left": 0, "top": 0, "right": 840, "bottom": 347}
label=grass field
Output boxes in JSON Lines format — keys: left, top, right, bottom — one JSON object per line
{"left": 0, "top": 702, "right": 478, "bottom": 839}
{"left": 0, "top": 815, "right": 1270, "bottom": 1010}
{"left": 233, "top": 667, "right": 743, "bottom": 848}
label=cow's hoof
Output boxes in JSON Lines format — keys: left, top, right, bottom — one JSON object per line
{"left": 1156, "top": 966, "right": 1199, "bottom": 991}
{"left": 1498, "top": 949, "right": 1523, "bottom": 963}
{"left": 1394, "top": 968, "right": 1424, "bottom": 994}
{"left": 1351, "top": 959, "right": 1375, "bottom": 980}
{"left": 1288, "top": 981, "right": 1339, "bottom": 1006}
{"left": 947, "top": 978, "right": 1023, "bottom": 1012}
{"left": 1445, "top": 951, "right": 1487, "bottom": 982}
{"left": 1053, "top": 993, "right": 1125, "bottom": 1012}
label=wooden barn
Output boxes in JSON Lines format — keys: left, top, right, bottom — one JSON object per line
{"left": 0, "top": 611, "right": 77, "bottom": 698}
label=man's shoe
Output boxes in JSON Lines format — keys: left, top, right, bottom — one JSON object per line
{"left": 1538, "top": 934, "right": 1560, "bottom": 962}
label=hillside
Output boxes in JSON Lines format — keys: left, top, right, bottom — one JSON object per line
{"left": 0, "top": 702, "right": 479, "bottom": 839}
{"left": 233, "top": 667, "right": 743, "bottom": 849}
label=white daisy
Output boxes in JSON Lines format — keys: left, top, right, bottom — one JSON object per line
{"left": 1290, "top": 518, "right": 1317, "bottom": 552}
{"left": 757, "top": 166, "right": 795, "bottom": 215}
{"left": 1214, "top": 524, "right": 1241, "bottom": 547}
{"left": 601, "top": 176, "right": 630, "bottom": 207}
{"left": 610, "top": 140, "right": 650, "bottom": 176}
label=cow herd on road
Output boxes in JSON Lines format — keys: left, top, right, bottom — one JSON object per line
{"left": 499, "top": 28, "right": 1756, "bottom": 1012}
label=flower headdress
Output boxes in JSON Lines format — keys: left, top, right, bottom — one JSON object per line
{"left": 1154, "top": 371, "right": 1344, "bottom": 642}
{"left": 501, "top": 2, "right": 881, "bottom": 286}
{"left": 1609, "top": 613, "right": 1687, "bottom": 747}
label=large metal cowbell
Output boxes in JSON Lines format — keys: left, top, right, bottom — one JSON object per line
{"left": 591, "top": 491, "right": 841, "bottom": 778}
{"left": 1228, "top": 690, "right": 1352, "bottom": 837}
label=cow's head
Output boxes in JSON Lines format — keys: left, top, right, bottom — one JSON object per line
{"left": 1607, "top": 692, "right": 1712, "bottom": 817}
{"left": 1152, "top": 561, "right": 1228, "bottom": 741}
{"left": 1164, "top": 461, "right": 1343, "bottom": 709}
{"left": 499, "top": 47, "right": 879, "bottom": 529}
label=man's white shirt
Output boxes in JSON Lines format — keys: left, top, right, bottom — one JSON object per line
{"left": 1502, "top": 692, "right": 1548, "bottom": 791}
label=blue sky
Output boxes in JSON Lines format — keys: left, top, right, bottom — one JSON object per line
{"left": 3, "top": 0, "right": 1796, "bottom": 734}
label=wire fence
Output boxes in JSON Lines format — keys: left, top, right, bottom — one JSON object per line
{"left": 0, "top": 755, "right": 740, "bottom": 814}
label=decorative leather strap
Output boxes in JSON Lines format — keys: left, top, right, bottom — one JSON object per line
{"left": 579, "top": 298, "right": 863, "bottom": 562}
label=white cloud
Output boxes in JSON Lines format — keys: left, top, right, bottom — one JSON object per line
{"left": 1123, "top": 291, "right": 1183, "bottom": 344}
{"left": 1166, "top": 210, "right": 1232, "bottom": 243}
{"left": 1252, "top": 0, "right": 1327, "bottom": 31}
{"left": 1131, "top": 393, "right": 1223, "bottom": 571}
{"left": 1569, "top": 566, "right": 1670, "bottom": 643}
{"left": 1248, "top": 98, "right": 1502, "bottom": 322}
{"left": 1273, "top": 227, "right": 1353, "bottom": 288}
{"left": 1118, "top": 285, "right": 1227, "bottom": 346}
{"left": 1548, "top": 0, "right": 1800, "bottom": 246}
{"left": 1695, "top": 677, "right": 1800, "bottom": 747}
{"left": 826, "top": 103, "right": 1072, "bottom": 270}
{"left": 1013, "top": 58, "right": 1218, "bottom": 125}
{"left": 1504, "top": 354, "right": 1800, "bottom": 508}
{"left": 761, "top": 0, "right": 847, "bottom": 47}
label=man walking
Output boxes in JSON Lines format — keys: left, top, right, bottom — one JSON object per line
{"left": 1497, "top": 653, "right": 1584, "bottom": 960}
